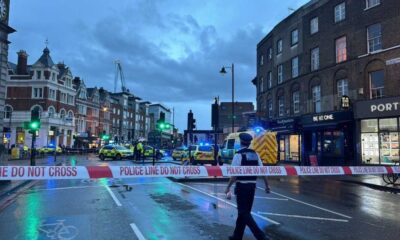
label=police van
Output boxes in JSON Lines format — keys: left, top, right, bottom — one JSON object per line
{"left": 220, "top": 128, "right": 278, "bottom": 165}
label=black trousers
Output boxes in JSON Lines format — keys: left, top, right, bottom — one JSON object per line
{"left": 232, "top": 182, "right": 265, "bottom": 240}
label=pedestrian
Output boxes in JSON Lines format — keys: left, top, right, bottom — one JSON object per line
{"left": 225, "top": 132, "right": 270, "bottom": 240}
{"left": 133, "top": 142, "right": 138, "bottom": 161}
{"left": 136, "top": 141, "right": 143, "bottom": 161}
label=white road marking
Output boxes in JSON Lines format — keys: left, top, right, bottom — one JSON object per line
{"left": 130, "top": 223, "right": 146, "bottom": 240}
{"left": 256, "top": 187, "right": 352, "bottom": 219}
{"left": 177, "top": 183, "right": 280, "bottom": 225}
{"left": 105, "top": 186, "right": 122, "bottom": 207}
{"left": 254, "top": 196, "right": 288, "bottom": 201}
{"left": 30, "top": 186, "right": 102, "bottom": 191}
{"left": 257, "top": 212, "right": 349, "bottom": 222}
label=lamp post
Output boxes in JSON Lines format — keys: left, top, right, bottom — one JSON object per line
{"left": 219, "top": 63, "right": 235, "bottom": 133}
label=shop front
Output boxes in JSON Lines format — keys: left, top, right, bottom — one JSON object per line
{"left": 354, "top": 97, "right": 400, "bottom": 165}
{"left": 270, "top": 118, "right": 301, "bottom": 163}
{"left": 301, "top": 111, "right": 354, "bottom": 166}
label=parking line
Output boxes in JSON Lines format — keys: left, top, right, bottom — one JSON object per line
{"left": 256, "top": 187, "right": 352, "bottom": 219}
{"left": 177, "top": 183, "right": 280, "bottom": 225}
{"left": 130, "top": 223, "right": 146, "bottom": 240}
{"left": 105, "top": 186, "right": 122, "bottom": 207}
{"left": 257, "top": 212, "right": 349, "bottom": 222}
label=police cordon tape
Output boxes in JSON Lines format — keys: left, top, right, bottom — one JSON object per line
{"left": 0, "top": 165, "right": 399, "bottom": 180}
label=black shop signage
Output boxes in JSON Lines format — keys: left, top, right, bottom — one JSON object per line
{"left": 301, "top": 111, "right": 353, "bottom": 126}
{"left": 270, "top": 118, "right": 299, "bottom": 131}
{"left": 354, "top": 97, "right": 400, "bottom": 119}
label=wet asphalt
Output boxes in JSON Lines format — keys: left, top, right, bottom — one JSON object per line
{"left": 0, "top": 154, "right": 399, "bottom": 240}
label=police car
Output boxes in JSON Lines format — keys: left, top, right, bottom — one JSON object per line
{"left": 143, "top": 146, "right": 165, "bottom": 159}
{"left": 190, "top": 144, "right": 223, "bottom": 165}
{"left": 38, "top": 145, "right": 63, "bottom": 154}
{"left": 172, "top": 147, "right": 188, "bottom": 160}
{"left": 98, "top": 145, "right": 133, "bottom": 161}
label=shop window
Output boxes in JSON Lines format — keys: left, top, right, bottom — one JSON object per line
{"left": 369, "top": 70, "right": 384, "bottom": 99}
{"left": 380, "top": 132, "right": 399, "bottom": 164}
{"left": 362, "top": 133, "right": 379, "bottom": 164}
{"left": 361, "top": 119, "right": 378, "bottom": 132}
{"left": 323, "top": 131, "right": 344, "bottom": 157}
{"left": 379, "top": 118, "right": 398, "bottom": 131}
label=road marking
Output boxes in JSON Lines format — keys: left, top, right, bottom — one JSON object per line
{"left": 30, "top": 186, "right": 102, "bottom": 191}
{"left": 130, "top": 223, "right": 146, "bottom": 240}
{"left": 177, "top": 183, "right": 280, "bottom": 225}
{"left": 256, "top": 187, "right": 352, "bottom": 219}
{"left": 257, "top": 212, "right": 349, "bottom": 222}
{"left": 105, "top": 186, "right": 122, "bottom": 207}
{"left": 254, "top": 196, "right": 288, "bottom": 201}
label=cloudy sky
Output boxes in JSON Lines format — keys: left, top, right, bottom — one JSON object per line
{"left": 9, "top": 0, "right": 308, "bottom": 131}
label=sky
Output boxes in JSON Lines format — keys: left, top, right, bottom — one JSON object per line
{"left": 8, "top": 0, "right": 309, "bottom": 132}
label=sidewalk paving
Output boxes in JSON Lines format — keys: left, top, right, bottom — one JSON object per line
{"left": 338, "top": 174, "right": 400, "bottom": 193}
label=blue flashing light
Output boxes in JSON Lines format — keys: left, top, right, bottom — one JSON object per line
{"left": 254, "top": 126, "right": 264, "bottom": 134}
{"left": 205, "top": 143, "right": 210, "bottom": 146}
{"left": 199, "top": 142, "right": 204, "bottom": 146}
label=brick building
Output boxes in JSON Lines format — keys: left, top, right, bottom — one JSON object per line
{"left": 256, "top": 0, "right": 400, "bottom": 166}
{"left": 6, "top": 47, "right": 76, "bottom": 148}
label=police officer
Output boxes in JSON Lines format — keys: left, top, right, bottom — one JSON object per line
{"left": 225, "top": 132, "right": 270, "bottom": 240}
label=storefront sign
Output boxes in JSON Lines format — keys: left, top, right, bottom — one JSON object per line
{"left": 270, "top": 118, "right": 299, "bottom": 132}
{"left": 301, "top": 111, "right": 353, "bottom": 127}
{"left": 354, "top": 97, "right": 400, "bottom": 119}
{"left": 312, "top": 114, "right": 334, "bottom": 122}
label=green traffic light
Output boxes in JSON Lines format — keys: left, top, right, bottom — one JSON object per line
{"left": 159, "top": 123, "right": 165, "bottom": 129}
{"left": 29, "top": 121, "right": 40, "bottom": 130}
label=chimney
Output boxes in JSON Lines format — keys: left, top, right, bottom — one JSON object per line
{"left": 17, "top": 50, "right": 28, "bottom": 75}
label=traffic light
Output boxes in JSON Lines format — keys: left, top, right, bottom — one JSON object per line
{"left": 157, "top": 119, "right": 171, "bottom": 131}
{"left": 192, "top": 118, "right": 196, "bottom": 130}
{"left": 24, "top": 120, "right": 41, "bottom": 132}
{"left": 211, "top": 97, "right": 219, "bottom": 128}
{"left": 102, "top": 134, "right": 110, "bottom": 141}
{"left": 187, "top": 110, "right": 193, "bottom": 130}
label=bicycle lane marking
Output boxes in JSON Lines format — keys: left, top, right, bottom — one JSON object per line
{"left": 130, "top": 223, "right": 146, "bottom": 240}
{"left": 176, "top": 183, "right": 280, "bottom": 225}
{"left": 105, "top": 186, "right": 122, "bottom": 207}
{"left": 256, "top": 186, "right": 352, "bottom": 219}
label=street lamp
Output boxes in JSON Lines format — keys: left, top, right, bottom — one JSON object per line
{"left": 219, "top": 63, "right": 235, "bottom": 133}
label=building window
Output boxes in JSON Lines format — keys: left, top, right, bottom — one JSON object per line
{"left": 259, "top": 55, "right": 264, "bottom": 66}
{"left": 48, "top": 107, "right": 55, "bottom": 118}
{"left": 334, "top": 2, "right": 346, "bottom": 23}
{"left": 259, "top": 77, "right": 264, "bottom": 93}
{"left": 278, "top": 96, "right": 285, "bottom": 117}
{"left": 292, "top": 91, "right": 300, "bottom": 114}
{"left": 337, "top": 79, "right": 349, "bottom": 97}
{"left": 291, "top": 29, "right": 299, "bottom": 46}
{"left": 267, "top": 71, "right": 272, "bottom": 89}
{"left": 49, "top": 88, "right": 56, "bottom": 100}
{"left": 335, "top": 36, "right": 347, "bottom": 63}
{"left": 268, "top": 100, "right": 273, "bottom": 118}
{"left": 52, "top": 73, "right": 56, "bottom": 81}
{"left": 67, "top": 95, "right": 74, "bottom": 105}
{"left": 310, "top": 17, "right": 319, "bottom": 34}
{"left": 366, "top": 0, "right": 380, "bottom": 9}
{"left": 291, "top": 57, "right": 299, "bottom": 78}
{"left": 312, "top": 85, "right": 321, "bottom": 113}
{"left": 367, "top": 23, "right": 382, "bottom": 53}
{"left": 369, "top": 70, "right": 384, "bottom": 99}
{"left": 60, "top": 92, "right": 67, "bottom": 103}
{"left": 4, "top": 105, "right": 12, "bottom": 119}
{"left": 60, "top": 109, "right": 66, "bottom": 120}
{"left": 277, "top": 64, "right": 283, "bottom": 84}
{"left": 268, "top": 47, "right": 273, "bottom": 60}
{"left": 36, "top": 71, "right": 41, "bottom": 79}
{"left": 277, "top": 39, "right": 283, "bottom": 54}
{"left": 311, "top": 47, "right": 320, "bottom": 71}
{"left": 32, "top": 88, "right": 43, "bottom": 98}
{"left": 79, "top": 90, "right": 87, "bottom": 99}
